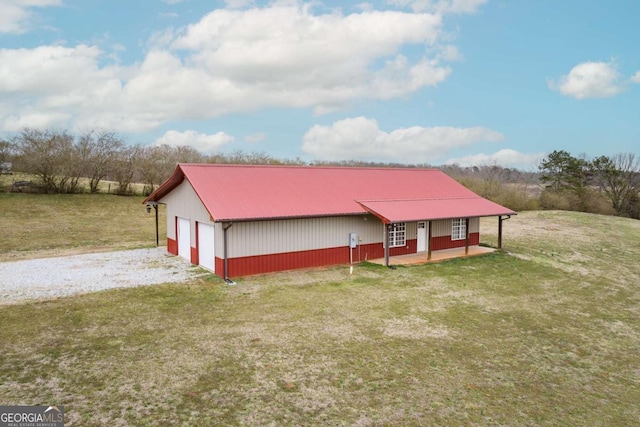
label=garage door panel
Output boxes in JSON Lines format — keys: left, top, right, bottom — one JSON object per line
{"left": 198, "top": 223, "right": 215, "bottom": 272}
{"left": 177, "top": 217, "right": 191, "bottom": 261}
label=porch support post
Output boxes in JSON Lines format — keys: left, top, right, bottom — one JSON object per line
{"left": 384, "top": 223, "right": 390, "bottom": 267}
{"left": 465, "top": 217, "right": 470, "bottom": 255}
{"left": 498, "top": 216, "right": 503, "bottom": 249}
{"left": 427, "top": 220, "right": 432, "bottom": 261}
{"left": 154, "top": 204, "right": 159, "bottom": 247}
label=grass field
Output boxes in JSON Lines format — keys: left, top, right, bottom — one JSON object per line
{"left": 1, "top": 194, "right": 639, "bottom": 426}
{"left": 0, "top": 192, "right": 164, "bottom": 261}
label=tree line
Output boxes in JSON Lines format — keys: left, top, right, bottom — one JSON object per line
{"left": 537, "top": 150, "right": 640, "bottom": 219}
{"left": 2, "top": 129, "right": 639, "bottom": 219}
{"left": 1, "top": 129, "right": 304, "bottom": 195}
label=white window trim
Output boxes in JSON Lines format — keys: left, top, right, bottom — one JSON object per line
{"left": 451, "top": 218, "right": 467, "bottom": 241}
{"left": 387, "top": 222, "right": 406, "bottom": 248}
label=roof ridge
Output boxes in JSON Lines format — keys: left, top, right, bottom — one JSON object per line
{"left": 357, "top": 196, "right": 481, "bottom": 203}
{"left": 178, "top": 163, "right": 440, "bottom": 172}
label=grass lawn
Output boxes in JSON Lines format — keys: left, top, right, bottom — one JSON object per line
{"left": 0, "top": 192, "right": 164, "bottom": 261}
{"left": 0, "top": 196, "right": 639, "bottom": 426}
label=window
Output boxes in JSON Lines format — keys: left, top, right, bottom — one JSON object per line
{"left": 452, "top": 218, "right": 466, "bottom": 240}
{"left": 388, "top": 222, "right": 406, "bottom": 247}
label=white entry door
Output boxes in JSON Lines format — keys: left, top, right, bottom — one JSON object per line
{"left": 177, "top": 217, "right": 191, "bottom": 261}
{"left": 417, "top": 221, "right": 428, "bottom": 252}
{"left": 197, "top": 223, "right": 215, "bottom": 272}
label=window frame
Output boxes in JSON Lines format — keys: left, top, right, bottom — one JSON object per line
{"left": 387, "top": 222, "right": 407, "bottom": 248}
{"left": 451, "top": 218, "right": 467, "bottom": 241}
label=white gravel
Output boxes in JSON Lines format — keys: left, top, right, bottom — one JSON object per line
{"left": 0, "top": 248, "right": 206, "bottom": 303}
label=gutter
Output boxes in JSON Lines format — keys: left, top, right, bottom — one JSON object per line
{"left": 223, "top": 222, "right": 235, "bottom": 284}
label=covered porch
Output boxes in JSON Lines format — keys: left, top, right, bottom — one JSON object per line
{"left": 368, "top": 245, "right": 496, "bottom": 266}
{"left": 356, "top": 197, "right": 515, "bottom": 268}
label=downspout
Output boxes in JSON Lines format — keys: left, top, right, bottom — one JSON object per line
{"left": 223, "top": 222, "right": 233, "bottom": 283}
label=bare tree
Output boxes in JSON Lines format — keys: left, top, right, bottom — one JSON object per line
{"left": 138, "top": 145, "right": 178, "bottom": 195}
{"left": 112, "top": 145, "right": 140, "bottom": 195}
{"left": 137, "top": 144, "right": 207, "bottom": 195}
{"left": 590, "top": 153, "right": 640, "bottom": 217}
{"left": 77, "top": 130, "right": 124, "bottom": 193}
{"left": 0, "top": 139, "right": 10, "bottom": 163}
{"left": 12, "top": 129, "right": 80, "bottom": 193}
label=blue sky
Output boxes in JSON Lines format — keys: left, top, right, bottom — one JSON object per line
{"left": 1, "top": 0, "right": 638, "bottom": 170}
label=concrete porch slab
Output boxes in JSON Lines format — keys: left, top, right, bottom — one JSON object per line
{"left": 368, "top": 245, "right": 496, "bottom": 266}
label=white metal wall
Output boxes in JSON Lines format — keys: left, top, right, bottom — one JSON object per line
{"left": 220, "top": 217, "right": 478, "bottom": 259}
{"left": 159, "top": 180, "right": 213, "bottom": 242}
{"left": 223, "top": 214, "right": 385, "bottom": 258}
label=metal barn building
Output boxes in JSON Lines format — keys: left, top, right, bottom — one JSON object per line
{"left": 144, "top": 164, "right": 516, "bottom": 279}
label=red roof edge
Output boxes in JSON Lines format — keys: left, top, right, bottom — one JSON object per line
{"left": 142, "top": 164, "right": 186, "bottom": 204}
{"left": 356, "top": 201, "right": 391, "bottom": 224}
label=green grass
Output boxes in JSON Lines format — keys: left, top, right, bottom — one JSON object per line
{"left": 0, "top": 192, "right": 164, "bottom": 260}
{"left": 1, "top": 202, "right": 640, "bottom": 425}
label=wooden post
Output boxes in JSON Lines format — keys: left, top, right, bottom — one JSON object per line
{"left": 498, "top": 216, "right": 503, "bottom": 249}
{"left": 154, "top": 204, "right": 159, "bottom": 246}
{"left": 427, "top": 220, "right": 432, "bottom": 261}
{"left": 384, "top": 223, "right": 390, "bottom": 267}
{"left": 465, "top": 217, "right": 470, "bottom": 255}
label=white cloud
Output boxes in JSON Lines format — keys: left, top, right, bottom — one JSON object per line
{"left": 245, "top": 132, "right": 266, "bottom": 143}
{"left": 0, "top": 44, "right": 127, "bottom": 131}
{"left": 0, "top": 3, "right": 459, "bottom": 133}
{"left": 154, "top": 130, "right": 234, "bottom": 153}
{"left": 166, "top": 4, "right": 447, "bottom": 115}
{"left": 631, "top": 71, "right": 640, "bottom": 84}
{"left": 388, "top": 0, "right": 487, "bottom": 14}
{"left": 0, "top": 0, "right": 62, "bottom": 34}
{"left": 549, "top": 61, "right": 624, "bottom": 99}
{"left": 224, "top": 0, "right": 255, "bottom": 9}
{"left": 445, "top": 149, "right": 544, "bottom": 170}
{"left": 301, "top": 116, "right": 504, "bottom": 163}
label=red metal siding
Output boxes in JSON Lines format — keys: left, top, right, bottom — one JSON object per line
{"left": 190, "top": 247, "right": 199, "bottom": 265}
{"left": 180, "top": 234, "right": 481, "bottom": 278}
{"left": 431, "top": 232, "right": 479, "bottom": 251}
{"left": 212, "top": 239, "right": 418, "bottom": 278}
{"left": 167, "top": 238, "right": 178, "bottom": 255}
{"left": 224, "top": 246, "right": 349, "bottom": 277}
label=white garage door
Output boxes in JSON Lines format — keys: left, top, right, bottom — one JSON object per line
{"left": 177, "top": 217, "right": 191, "bottom": 261}
{"left": 198, "top": 223, "right": 215, "bottom": 272}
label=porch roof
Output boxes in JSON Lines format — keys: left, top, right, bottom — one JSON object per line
{"left": 357, "top": 197, "right": 516, "bottom": 224}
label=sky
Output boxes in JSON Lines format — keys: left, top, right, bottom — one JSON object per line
{"left": 0, "top": 0, "right": 638, "bottom": 170}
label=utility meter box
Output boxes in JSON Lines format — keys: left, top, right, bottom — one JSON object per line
{"left": 349, "top": 232, "right": 357, "bottom": 248}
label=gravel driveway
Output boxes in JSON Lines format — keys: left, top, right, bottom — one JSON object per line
{"left": 0, "top": 248, "right": 206, "bottom": 303}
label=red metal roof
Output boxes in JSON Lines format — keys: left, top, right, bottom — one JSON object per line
{"left": 357, "top": 198, "right": 515, "bottom": 223}
{"left": 144, "top": 164, "right": 516, "bottom": 222}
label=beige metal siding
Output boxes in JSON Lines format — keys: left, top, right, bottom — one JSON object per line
{"left": 430, "top": 217, "right": 479, "bottom": 237}
{"left": 159, "top": 180, "right": 212, "bottom": 241}
{"left": 226, "top": 214, "right": 383, "bottom": 258}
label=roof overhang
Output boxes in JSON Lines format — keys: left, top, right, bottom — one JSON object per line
{"left": 143, "top": 165, "right": 186, "bottom": 205}
{"left": 357, "top": 198, "right": 517, "bottom": 224}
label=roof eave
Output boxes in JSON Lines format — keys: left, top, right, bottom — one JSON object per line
{"left": 211, "top": 211, "right": 370, "bottom": 223}
{"left": 142, "top": 164, "right": 186, "bottom": 204}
